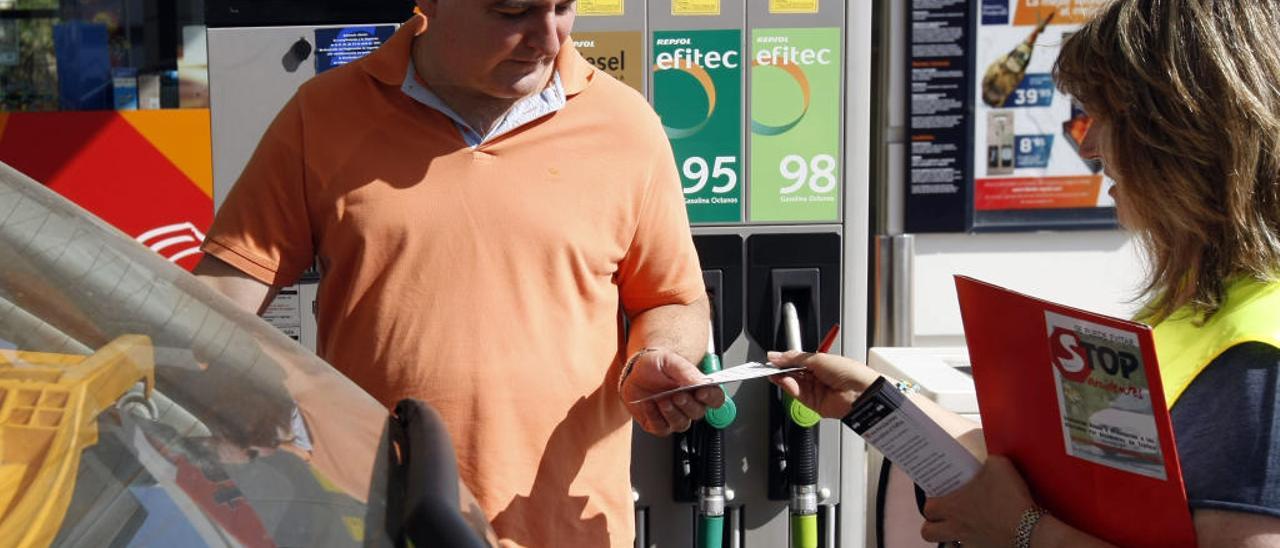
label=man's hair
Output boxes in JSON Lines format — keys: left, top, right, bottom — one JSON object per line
{"left": 1054, "top": 0, "right": 1280, "bottom": 322}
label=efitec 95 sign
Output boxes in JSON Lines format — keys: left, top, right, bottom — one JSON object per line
{"left": 652, "top": 29, "right": 743, "bottom": 224}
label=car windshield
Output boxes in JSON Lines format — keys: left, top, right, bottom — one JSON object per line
{"left": 0, "top": 161, "right": 392, "bottom": 547}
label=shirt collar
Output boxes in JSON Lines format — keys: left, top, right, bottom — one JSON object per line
{"left": 401, "top": 62, "right": 566, "bottom": 146}
{"left": 361, "top": 14, "right": 594, "bottom": 96}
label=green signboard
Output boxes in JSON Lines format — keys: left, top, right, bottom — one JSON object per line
{"left": 652, "top": 29, "right": 743, "bottom": 224}
{"left": 749, "top": 27, "right": 841, "bottom": 222}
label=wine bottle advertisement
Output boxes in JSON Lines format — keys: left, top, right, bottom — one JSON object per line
{"left": 970, "top": 1, "right": 1113, "bottom": 226}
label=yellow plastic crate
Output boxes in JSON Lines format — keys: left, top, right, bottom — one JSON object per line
{"left": 0, "top": 335, "right": 154, "bottom": 548}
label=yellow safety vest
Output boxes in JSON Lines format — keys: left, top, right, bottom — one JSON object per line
{"left": 1152, "top": 277, "right": 1280, "bottom": 408}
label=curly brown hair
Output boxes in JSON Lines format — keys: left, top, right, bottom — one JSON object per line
{"left": 1053, "top": 0, "right": 1280, "bottom": 322}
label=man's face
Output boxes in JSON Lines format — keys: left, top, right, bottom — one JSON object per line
{"left": 418, "top": 0, "right": 576, "bottom": 100}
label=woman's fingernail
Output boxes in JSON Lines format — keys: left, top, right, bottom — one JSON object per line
{"left": 674, "top": 394, "right": 688, "bottom": 405}
{"left": 767, "top": 351, "right": 782, "bottom": 361}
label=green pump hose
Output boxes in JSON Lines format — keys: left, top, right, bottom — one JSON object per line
{"left": 698, "top": 323, "right": 734, "bottom": 548}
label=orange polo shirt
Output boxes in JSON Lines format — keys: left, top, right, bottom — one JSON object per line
{"left": 202, "top": 15, "right": 703, "bottom": 548}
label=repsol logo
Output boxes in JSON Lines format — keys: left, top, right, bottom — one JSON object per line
{"left": 656, "top": 38, "right": 692, "bottom": 45}
{"left": 1049, "top": 327, "right": 1140, "bottom": 382}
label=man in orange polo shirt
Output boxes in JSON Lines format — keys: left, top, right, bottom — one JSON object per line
{"left": 194, "top": 1, "right": 722, "bottom": 546}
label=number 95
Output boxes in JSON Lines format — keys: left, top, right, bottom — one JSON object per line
{"left": 682, "top": 156, "right": 738, "bottom": 194}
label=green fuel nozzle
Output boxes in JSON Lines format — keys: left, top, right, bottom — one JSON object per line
{"left": 698, "top": 322, "right": 732, "bottom": 548}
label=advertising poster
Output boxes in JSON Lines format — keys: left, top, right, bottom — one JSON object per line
{"left": 573, "top": 32, "right": 644, "bottom": 95}
{"left": 1045, "top": 311, "right": 1165, "bottom": 480}
{"left": 652, "top": 29, "right": 742, "bottom": 223}
{"left": 971, "top": 0, "right": 1114, "bottom": 229}
{"left": 904, "top": 0, "right": 971, "bottom": 232}
{"left": 749, "top": 27, "right": 841, "bottom": 222}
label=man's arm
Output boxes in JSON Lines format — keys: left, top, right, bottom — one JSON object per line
{"left": 619, "top": 296, "right": 726, "bottom": 437}
{"left": 626, "top": 297, "right": 709, "bottom": 365}
{"left": 193, "top": 255, "right": 280, "bottom": 316}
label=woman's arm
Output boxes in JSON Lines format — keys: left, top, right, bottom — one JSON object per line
{"left": 919, "top": 455, "right": 1116, "bottom": 548}
{"left": 768, "top": 350, "right": 986, "bottom": 458}
{"left": 1193, "top": 510, "right": 1280, "bottom": 548}
{"left": 924, "top": 456, "right": 1280, "bottom": 547}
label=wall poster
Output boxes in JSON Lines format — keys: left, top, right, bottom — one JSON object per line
{"left": 907, "top": 0, "right": 1117, "bottom": 232}
{"left": 971, "top": 0, "right": 1114, "bottom": 230}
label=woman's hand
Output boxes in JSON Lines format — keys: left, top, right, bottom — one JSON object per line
{"left": 767, "top": 350, "right": 882, "bottom": 419}
{"left": 920, "top": 455, "right": 1036, "bottom": 547}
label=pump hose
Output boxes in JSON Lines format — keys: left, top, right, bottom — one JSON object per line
{"left": 789, "top": 425, "right": 817, "bottom": 487}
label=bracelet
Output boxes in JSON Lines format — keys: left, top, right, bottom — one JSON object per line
{"left": 618, "top": 347, "right": 661, "bottom": 394}
{"left": 1013, "top": 506, "right": 1048, "bottom": 548}
{"left": 894, "top": 379, "right": 921, "bottom": 395}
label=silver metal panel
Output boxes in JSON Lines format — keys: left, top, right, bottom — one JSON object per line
{"left": 840, "top": 0, "right": 875, "bottom": 545}
{"left": 209, "top": 26, "right": 320, "bottom": 209}
{"left": 883, "top": 0, "right": 908, "bottom": 236}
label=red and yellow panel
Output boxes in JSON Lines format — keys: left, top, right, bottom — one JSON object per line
{"left": 975, "top": 175, "right": 1106, "bottom": 211}
{"left": 0, "top": 109, "right": 213, "bottom": 271}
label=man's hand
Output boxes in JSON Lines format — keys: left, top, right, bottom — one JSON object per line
{"left": 621, "top": 348, "right": 726, "bottom": 436}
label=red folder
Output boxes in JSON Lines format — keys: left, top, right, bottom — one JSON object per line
{"left": 955, "top": 276, "right": 1196, "bottom": 547}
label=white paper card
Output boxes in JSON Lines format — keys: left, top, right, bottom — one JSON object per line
{"left": 628, "top": 362, "right": 801, "bottom": 403}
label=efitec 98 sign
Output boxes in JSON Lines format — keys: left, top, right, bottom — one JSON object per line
{"left": 749, "top": 27, "right": 842, "bottom": 223}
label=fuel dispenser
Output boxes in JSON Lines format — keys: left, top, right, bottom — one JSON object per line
{"left": 616, "top": 0, "right": 870, "bottom": 545}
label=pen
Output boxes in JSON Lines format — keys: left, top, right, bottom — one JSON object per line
{"left": 817, "top": 323, "right": 840, "bottom": 354}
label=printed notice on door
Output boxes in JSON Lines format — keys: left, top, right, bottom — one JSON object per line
{"left": 673, "top": 0, "right": 720, "bottom": 16}
{"left": 578, "top": 0, "right": 624, "bottom": 16}
{"left": 769, "top": 0, "right": 819, "bottom": 14}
